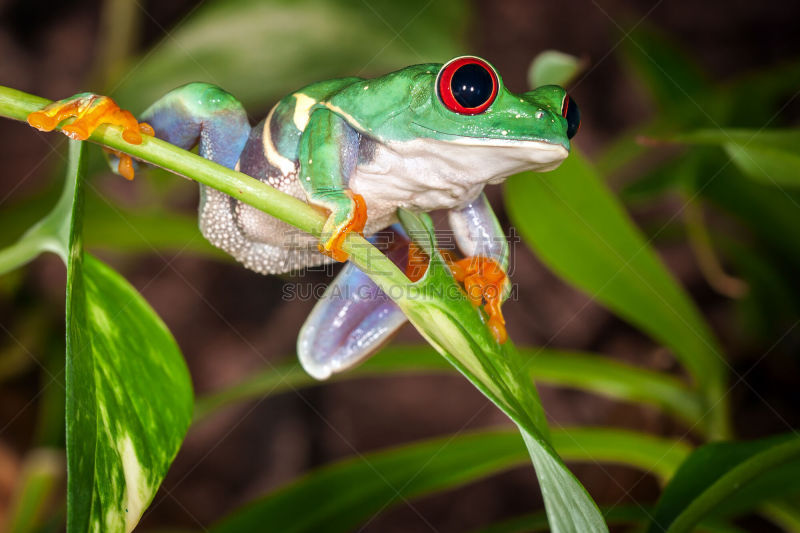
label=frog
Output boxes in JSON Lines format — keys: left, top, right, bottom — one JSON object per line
{"left": 27, "top": 55, "right": 580, "bottom": 379}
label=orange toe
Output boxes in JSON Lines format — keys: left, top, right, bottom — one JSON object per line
{"left": 27, "top": 111, "right": 59, "bottom": 132}
{"left": 319, "top": 192, "right": 368, "bottom": 263}
{"left": 405, "top": 242, "right": 429, "bottom": 282}
{"left": 27, "top": 94, "right": 152, "bottom": 180}
{"left": 446, "top": 255, "right": 508, "bottom": 344}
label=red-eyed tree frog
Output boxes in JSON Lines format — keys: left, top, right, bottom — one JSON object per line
{"left": 27, "top": 56, "right": 580, "bottom": 379}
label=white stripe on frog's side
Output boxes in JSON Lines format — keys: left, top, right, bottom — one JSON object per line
{"left": 322, "top": 102, "right": 366, "bottom": 131}
{"left": 292, "top": 93, "right": 317, "bottom": 130}
{"left": 261, "top": 103, "right": 297, "bottom": 176}
{"left": 291, "top": 94, "right": 368, "bottom": 134}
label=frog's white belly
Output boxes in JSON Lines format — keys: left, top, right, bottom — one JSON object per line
{"left": 349, "top": 137, "right": 568, "bottom": 229}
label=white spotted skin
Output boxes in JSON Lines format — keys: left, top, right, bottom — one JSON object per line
{"left": 199, "top": 185, "right": 330, "bottom": 275}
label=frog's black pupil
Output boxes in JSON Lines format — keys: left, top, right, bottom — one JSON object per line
{"left": 450, "top": 63, "right": 493, "bottom": 109}
{"left": 564, "top": 95, "right": 581, "bottom": 139}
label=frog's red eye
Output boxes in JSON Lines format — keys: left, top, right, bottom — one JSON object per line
{"left": 562, "top": 94, "right": 581, "bottom": 139}
{"left": 436, "top": 56, "right": 498, "bottom": 115}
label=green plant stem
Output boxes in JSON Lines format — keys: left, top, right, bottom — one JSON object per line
{"left": 0, "top": 236, "right": 48, "bottom": 276}
{"left": 682, "top": 193, "right": 748, "bottom": 299}
{"left": 0, "top": 85, "right": 409, "bottom": 289}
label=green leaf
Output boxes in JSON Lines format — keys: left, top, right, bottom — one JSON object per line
{"left": 528, "top": 50, "right": 585, "bottom": 87}
{"left": 648, "top": 434, "right": 800, "bottom": 533}
{"left": 601, "top": 43, "right": 800, "bottom": 178}
{"left": 504, "top": 151, "right": 728, "bottom": 438}
{"left": 212, "top": 429, "right": 526, "bottom": 533}
{"left": 112, "top": 0, "right": 468, "bottom": 112}
{"left": 63, "top": 141, "right": 194, "bottom": 532}
{"left": 212, "top": 428, "right": 685, "bottom": 533}
{"left": 518, "top": 348, "right": 702, "bottom": 428}
{"left": 676, "top": 129, "right": 800, "bottom": 187}
{"left": 355, "top": 209, "right": 608, "bottom": 533}
{"left": 195, "top": 346, "right": 701, "bottom": 430}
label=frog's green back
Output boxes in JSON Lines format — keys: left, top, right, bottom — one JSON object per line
{"left": 268, "top": 76, "right": 363, "bottom": 160}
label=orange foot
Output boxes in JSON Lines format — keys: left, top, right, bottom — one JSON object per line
{"left": 448, "top": 256, "right": 509, "bottom": 344}
{"left": 318, "top": 191, "right": 368, "bottom": 262}
{"left": 405, "top": 242, "right": 429, "bottom": 282}
{"left": 404, "top": 245, "right": 509, "bottom": 344}
{"left": 27, "top": 94, "right": 153, "bottom": 180}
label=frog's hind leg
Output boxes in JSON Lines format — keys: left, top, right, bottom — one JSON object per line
{"left": 298, "top": 226, "right": 410, "bottom": 379}
{"left": 447, "top": 193, "right": 511, "bottom": 343}
{"left": 143, "top": 82, "right": 307, "bottom": 274}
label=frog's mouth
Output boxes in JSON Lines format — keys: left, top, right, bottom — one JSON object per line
{"left": 411, "top": 122, "right": 569, "bottom": 148}
{"left": 407, "top": 122, "right": 569, "bottom": 173}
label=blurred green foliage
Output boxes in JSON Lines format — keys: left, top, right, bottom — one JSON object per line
{"left": 1, "top": 1, "right": 800, "bottom": 532}
{"left": 110, "top": 0, "right": 469, "bottom": 112}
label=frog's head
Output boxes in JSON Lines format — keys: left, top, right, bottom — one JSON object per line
{"left": 399, "top": 56, "right": 580, "bottom": 175}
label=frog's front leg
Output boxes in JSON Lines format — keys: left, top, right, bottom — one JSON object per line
{"left": 298, "top": 194, "right": 512, "bottom": 379}
{"left": 298, "top": 109, "right": 367, "bottom": 262}
{"left": 447, "top": 193, "right": 511, "bottom": 343}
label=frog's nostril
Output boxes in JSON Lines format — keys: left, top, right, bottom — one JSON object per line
{"left": 561, "top": 94, "right": 581, "bottom": 139}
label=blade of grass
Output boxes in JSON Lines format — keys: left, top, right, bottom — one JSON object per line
{"left": 675, "top": 129, "right": 800, "bottom": 187}
{"left": 648, "top": 434, "right": 800, "bottom": 533}
{"left": 194, "top": 346, "right": 702, "bottom": 430}
{"left": 212, "top": 427, "right": 687, "bottom": 533}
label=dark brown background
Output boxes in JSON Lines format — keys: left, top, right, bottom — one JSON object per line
{"left": 1, "top": 0, "right": 799, "bottom": 531}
